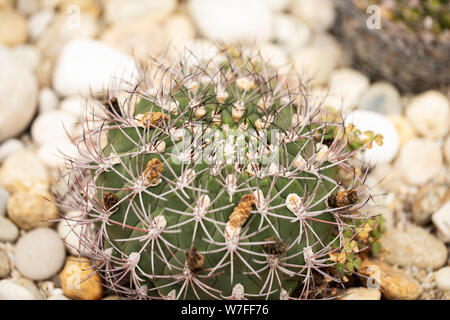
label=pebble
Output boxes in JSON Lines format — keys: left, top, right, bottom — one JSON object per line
{"left": 346, "top": 110, "right": 400, "bottom": 165}
{"left": 0, "top": 216, "right": 19, "bottom": 242}
{"left": 103, "top": 0, "right": 176, "bottom": 24}
{"left": 59, "top": 257, "right": 103, "bottom": 300}
{"left": 0, "top": 279, "right": 36, "bottom": 300}
{"left": 325, "top": 68, "right": 370, "bottom": 111}
{"left": 188, "top": 0, "right": 273, "bottom": 44}
{"left": 11, "top": 44, "right": 41, "bottom": 71}
{"left": 0, "top": 186, "right": 9, "bottom": 216}
{"left": 28, "top": 9, "right": 55, "bottom": 41}
{"left": 16, "top": 0, "right": 39, "bottom": 15}
{"left": 386, "top": 115, "right": 416, "bottom": 146}
{"left": 0, "top": 9, "right": 28, "bottom": 46}
{"left": 406, "top": 91, "right": 449, "bottom": 139}
{"left": 395, "top": 138, "right": 443, "bottom": 186}
{"left": 47, "top": 294, "right": 70, "bottom": 300}
{"left": 432, "top": 202, "right": 450, "bottom": 243}
{"left": 0, "top": 139, "right": 25, "bottom": 163}
{"left": 294, "top": 35, "right": 342, "bottom": 85}
{"left": 0, "top": 150, "right": 50, "bottom": 194}
{"left": 58, "top": 0, "right": 102, "bottom": 19}
{"left": 39, "top": 87, "right": 59, "bottom": 113}
{"left": 7, "top": 191, "right": 58, "bottom": 230}
{"left": 162, "top": 14, "right": 196, "bottom": 50}
{"left": 291, "top": 0, "right": 335, "bottom": 32}
{"left": 379, "top": 224, "right": 448, "bottom": 269}
{"left": 360, "top": 259, "right": 421, "bottom": 300}
{"left": 37, "top": 140, "right": 79, "bottom": 169}
{"left": 340, "top": 287, "right": 381, "bottom": 300}
{"left": 273, "top": 14, "right": 311, "bottom": 53}
{"left": 58, "top": 211, "right": 94, "bottom": 256}
{"left": 52, "top": 38, "right": 140, "bottom": 97}
{"left": 359, "top": 82, "right": 401, "bottom": 115}
{"left": 0, "top": 249, "right": 10, "bottom": 278}
{"left": 0, "top": 49, "right": 38, "bottom": 143}
{"left": 412, "top": 184, "right": 450, "bottom": 225}
{"left": 15, "top": 227, "right": 66, "bottom": 281}
{"left": 31, "top": 110, "right": 77, "bottom": 146}
{"left": 12, "top": 278, "right": 43, "bottom": 300}
{"left": 435, "top": 267, "right": 450, "bottom": 292}
{"left": 0, "top": 0, "right": 13, "bottom": 9}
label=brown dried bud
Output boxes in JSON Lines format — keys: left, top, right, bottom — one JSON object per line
{"left": 328, "top": 189, "right": 358, "bottom": 208}
{"left": 136, "top": 112, "right": 169, "bottom": 128}
{"left": 143, "top": 158, "right": 164, "bottom": 186}
{"left": 262, "top": 238, "right": 286, "bottom": 255}
{"left": 185, "top": 248, "right": 204, "bottom": 273}
{"left": 228, "top": 194, "right": 256, "bottom": 228}
{"left": 103, "top": 192, "right": 119, "bottom": 212}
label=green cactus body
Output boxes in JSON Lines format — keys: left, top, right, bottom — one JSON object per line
{"left": 62, "top": 46, "right": 376, "bottom": 300}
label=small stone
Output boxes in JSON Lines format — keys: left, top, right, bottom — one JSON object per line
{"left": 37, "top": 140, "right": 79, "bottom": 169}
{"left": 188, "top": 0, "right": 273, "bottom": 44}
{"left": 291, "top": 0, "right": 335, "bottom": 32}
{"left": 58, "top": 211, "right": 95, "bottom": 256}
{"left": 386, "top": 115, "right": 416, "bottom": 146}
{"left": 58, "top": 0, "right": 102, "bottom": 19}
{"left": 360, "top": 259, "right": 421, "bottom": 300}
{"left": 273, "top": 14, "right": 311, "bottom": 53}
{"left": 7, "top": 191, "right": 58, "bottom": 230}
{"left": 0, "top": 9, "right": 28, "bottom": 46}
{"left": 12, "top": 278, "right": 43, "bottom": 300}
{"left": 39, "top": 87, "right": 59, "bottom": 113}
{"left": 406, "top": 90, "right": 450, "bottom": 139}
{"left": 15, "top": 227, "right": 66, "bottom": 280}
{"left": 326, "top": 68, "right": 370, "bottom": 111}
{"left": 103, "top": 295, "right": 120, "bottom": 300}
{"left": 0, "top": 150, "right": 50, "bottom": 194}
{"left": 31, "top": 110, "right": 77, "bottom": 146}
{"left": 435, "top": 267, "right": 450, "bottom": 292}
{"left": 346, "top": 110, "right": 399, "bottom": 165}
{"left": 0, "top": 49, "right": 38, "bottom": 142}
{"left": 379, "top": 224, "right": 447, "bottom": 269}
{"left": 53, "top": 38, "right": 139, "bottom": 97}
{"left": 16, "top": 0, "right": 39, "bottom": 15}
{"left": 294, "top": 35, "right": 343, "bottom": 86}
{"left": 412, "top": 184, "right": 450, "bottom": 225}
{"left": 11, "top": 45, "right": 41, "bottom": 71}
{"left": 0, "top": 279, "right": 36, "bottom": 300}
{"left": 103, "top": 0, "right": 176, "bottom": 24}
{"left": 341, "top": 287, "right": 381, "bottom": 300}
{"left": 28, "top": 9, "right": 55, "bottom": 41}
{"left": 359, "top": 82, "right": 401, "bottom": 115}
{"left": 0, "top": 0, "right": 13, "bottom": 9}
{"left": 432, "top": 202, "right": 450, "bottom": 243}
{"left": 0, "top": 186, "right": 9, "bottom": 216}
{"left": 47, "top": 294, "right": 70, "bottom": 300}
{"left": 0, "top": 249, "right": 10, "bottom": 278}
{"left": 0, "top": 216, "right": 19, "bottom": 242}
{"left": 395, "top": 138, "right": 443, "bottom": 186}
{"left": 59, "top": 256, "right": 103, "bottom": 300}
{"left": 0, "top": 139, "right": 25, "bottom": 163}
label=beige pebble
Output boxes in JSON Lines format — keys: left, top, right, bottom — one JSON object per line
{"left": 340, "top": 287, "right": 381, "bottom": 300}
{"left": 0, "top": 9, "right": 28, "bottom": 46}
{"left": 7, "top": 191, "right": 58, "bottom": 230}
{"left": 360, "top": 259, "right": 421, "bottom": 300}
{"left": 0, "top": 150, "right": 50, "bottom": 194}
{"left": 58, "top": 0, "right": 102, "bottom": 19}
{"left": 386, "top": 114, "right": 416, "bottom": 146}
{"left": 59, "top": 257, "right": 103, "bottom": 300}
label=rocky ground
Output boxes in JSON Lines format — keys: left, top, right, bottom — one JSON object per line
{"left": 0, "top": 0, "right": 449, "bottom": 300}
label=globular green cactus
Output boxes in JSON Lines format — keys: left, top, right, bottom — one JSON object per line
{"left": 60, "top": 45, "right": 380, "bottom": 300}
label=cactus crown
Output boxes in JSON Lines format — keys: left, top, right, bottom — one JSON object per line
{"left": 59, "top": 45, "right": 380, "bottom": 300}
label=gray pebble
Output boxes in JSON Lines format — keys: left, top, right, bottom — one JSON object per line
{"left": 359, "top": 82, "right": 401, "bottom": 115}
{"left": 0, "top": 216, "right": 19, "bottom": 242}
{"left": 0, "top": 249, "right": 10, "bottom": 279}
{"left": 0, "top": 186, "right": 9, "bottom": 216}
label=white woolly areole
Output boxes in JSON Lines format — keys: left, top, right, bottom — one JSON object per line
{"left": 286, "top": 193, "right": 303, "bottom": 215}
{"left": 232, "top": 283, "right": 245, "bottom": 299}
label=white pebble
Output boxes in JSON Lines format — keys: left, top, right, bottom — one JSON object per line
{"left": 28, "top": 9, "right": 54, "bottom": 40}
{"left": 406, "top": 90, "right": 450, "bottom": 139}
{"left": 395, "top": 138, "right": 443, "bottom": 186}
{"left": 188, "top": 0, "right": 273, "bottom": 44}
{"left": 346, "top": 110, "right": 399, "bottom": 165}
{"left": 31, "top": 110, "right": 77, "bottom": 146}
{"left": 15, "top": 227, "right": 66, "bottom": 281}
{"left": 0, "top": 139, "right": 24, "bottom": 163}
{"left": 273, "top": 14, "right": 311, "bottom": 53}
{"left": 0, "top": 280, "right": 36, "bottom": 300}
{"left": 52, "top": 38, "right": 140, "bottom": 97}
{"left": 37, "top": 140, "right": 79, "bottom": 169}
{"left": 0, "top": 216, "right": 19, "bottom": 242}
{"left": 38, "top": 87, "right": 59, "bottom": 113}
{"left": 58, "top": 211, "right": 95, "bottom": 256}
{"left": 11, "top": 45, "right": 41, "bottom": 71}
{"left": 291, "top": 0, "right": 335, "bottom": 32}
{"left": 435, "top": 267, "right": 450, "bottom": 292}
{"left": 432, "top": 202, "right": 450, "bottom": 243}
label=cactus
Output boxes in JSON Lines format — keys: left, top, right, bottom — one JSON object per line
{"left": 59, "top": 45, "right": 381, "bottom": 300}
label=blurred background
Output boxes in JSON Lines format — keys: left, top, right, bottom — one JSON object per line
{"left": 0, "top": 0, "right": 449, "bottom": 300}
